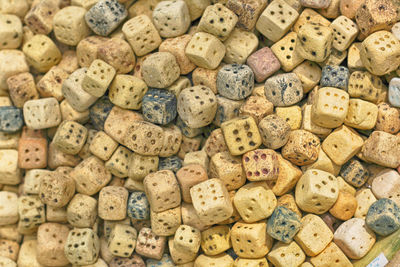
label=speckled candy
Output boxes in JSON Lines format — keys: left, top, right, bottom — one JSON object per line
{"left": 264, "top": 73, "right": 304, "bottom": 107}
{"left": 89, "top": 96, "right": 114, "bottom": 131}
{"left": 0, "top": 106, "right": 23, "bottom": 133}
{"left": 339, "top": 158, "right": 369, "bottom": 188}
{"left": 366, "top": 198, "right": 400, "bottom": 236}
{"left": 85, "top": 0, "right": 127, "bottom": 36}
{"left": 267, "top": 206, "right": 301, "bottom": 243}
{"left": 127, "top": 191, "right": 150, "bottom": 220}
{"left": 217, "top": 64, "right": 254, "bottom": 100}
{"left": 389, "top": 77, "right": 400, "bottom": 108}
{"left": 158, "top": 156, "right": 183, "bottom": 173}
{"left": 320, "top": 65, "right": 350, "bottom": 90}
{"left": 142, "top": 89, "right": 177, "bottom": 125}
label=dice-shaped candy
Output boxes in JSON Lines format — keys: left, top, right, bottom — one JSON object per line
{"left": 127, "top": 192, "right": 150, "bottom": 220}
{"left": 295, "top": 169, "right": 339, "bottom": 214}
{"left": 258, "top": 114, "right": 291, "bottom": 150}
{"left": 67, "top": 194, "right": 98, "bottom": 228}
{"left": 339, "top": 158, "right": 369, "bottom": 187}
{"left": 108, "top": 74, "right": 148, "bottom": 110}
{"left": 360, "top": 31, "right": 400, "bottom": 76}
{"left": 108, "top": 224, "right": 137, "bottom": 257}
{"left": 231, "top": 221, "right": 272, "bottom": 258}
{"left": 322, "top": 125, "right": 364, "bottom": 166}
{"left": 389, "top": 77, "right": 400, "bottom": 108}
{"left": 18, "top": 195, "right": 45, "bottom": 233}
{"left": 122, "top": 15, "right": 162, "bottom": 57}
{"left": 190, "top": 178, "right": 233, "bottom": 225}
{"left": 150, "top": 207, "right": 181, "bottom": 236}
{"left": 268, "top": 241, "right": 306, "bottom": 267}
{"left": 213, "top": 96, "right": 243, "bottom": 127}
{"left": 85, "top": 0, "right": 127, "bottom": 36}
{"left": 177, "top": 86, "right": 217, "bottom": 128}
{"left": 223, "top": 28, "right": 259, "bottom": 64}
{"left": 355, "top": 0, "right": 397, "bottom": 36}
{"left": 197, "top": 3, "right": 238, "bottom": 41}
{"left": 320, "top": 65, "right": 349, "bottom": 90}
{"left": 22, "top": 34, "right": 61, "bottom": 72}
{"left": 0, "top": 107, "right": 23, "bottom": 133}
{"left": 176, "top": 164, "right": 208, "bottom": 203}
{"left": 53, "top": 6, "right": 90, "bottom": 46}
{"left": 7, "top": 72, "right": 39, "bottom": 108}
{"left": 376, "top": 103, "right": 400, "bottom": 134}
{"left": 311, "top": 87, "right": 349, "bottom": 128}
{"left": 344, "top": 99, "right": 378, "bottom": 130}
{"left": 294, "top": 214, "right": 333, "bottom": 256}
{"left": 152, "top": 0, "right": 190, "bottom": 38}
{"left": 234, "top": 182, "right": 277, "bottom": 223}
{"left": 330, "top": 15, "right": 359, "bottom": 51}
{"left": 65, "top": 228, "right": 100, "bottom": 265}
{"left": 159, "top": 156, "right": 182, "bottom": 173}
{"left": 217, "top": 64, "right": 254, "bottom": 100}
{"left": 124, "top": 120, "right": 163, "bottom": 156}
{"left": 0, "top": 192, "right": 18, "bottom": 226}
{"left": 141, "top": 52, "right": 180, "bottom": 89}
{"left": 267, "top": 206, "right": 301, "bottom": 243}
{"left": 221, "top": 116, "right": 262, "bottom": 155}
{"left": 39, "top": 171, "right": 75, "bottom": 208}
{"left": 209, "top": 151, "right": 246, "bottom": 190}
{"left": 264, "top": 73, "right": 303, "bottom": 107}
{"left": 62, "top": 68, "right": 99, "bottom": 112}
{"left": 143, "top": 170, "right": 181, "bottom": 212}
{"left": 23, "top": 97, "right": 61, "bottom": 129}
{"left": 173, "top": 225, "right": 201, "bottom": 254}
{"left": 36, "top": 223, "right": 70, "bottom": 266}
{"left": 82, "top": 59, "right": 116, "bottom": 97}
{"left": 185, "top": 32, "right": 226, "bottom": 69}
{"left": 52, "top": 120, "right": 88, "bottom": 155}
{"left": 142, "top": 89, "right": 177, "bottom": 125}
{"left": 242, "top": 149, "right": 279, "bottom": 181}
{"left": 89, "top": 96, "right": 113, "bottom": 131}
{"left": 366, "top": 198, "right": 400, "bottom": 236}
{"left": 333, "top": 218, "right": 376, "bottom": 259}
{"left": 361, "top": 131, "right": 400, "bottom": 168}
{"left": 281, "top": 130, "right": 320, "bottom": 166}
{"left": 135, "top": 227, "right": 166, "bottom": 260}
{"left": 297, "top": 22, "right": 333, "bottom": 62}
{"left": 98, "top": 186, "right": 128, "bottom": 220}
{"left": 0, "top": 15, "right": 22, "bottom": 50}
{"left": 247, "top": 47, "right": 281, "bottom": 83}
{"left": 256, "top": 0, "right": 299, "bottom": 42}
{"left": 70, "top": 156, "right": 112, "bottom": 195}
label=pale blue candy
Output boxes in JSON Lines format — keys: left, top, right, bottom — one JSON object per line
{"left": 146, "top": 253, "right": 174, "bottom": 267}
{"left": 389, "top": 77, "right": 400, "bottom": 108}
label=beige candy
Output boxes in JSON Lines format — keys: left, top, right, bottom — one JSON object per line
{"left": 185, "top": 32, "right": 226, "bottom": 70}
{"left": 223, "top": 28, "right": 258, "bottom": 64}
{"left": 344, "top": 99, "right": 378, "bottom": 130}
{"left": 354, "top": 188, "right": 377, "bottom": 219}
{"left": 267, "top": 241, "right": 306, "bottom": 267}
{"left": 295, "top": 169, "right": 339, "bottom": 214}
{"left": 122, "top": 15, "right": 162, "bottom": 57}
{"left": 234, "top": 182, "right": 277, "bottom": 223}
{"left": 361, "top": 131, "right": 400, "bottom": 168}
{"left": 360, "top": 31, "right": 400, "bottom": 76}
{"left": 333, "top": 218, "right": 376, "bottom": 259}
{"left": 200, "top": 225, "right": 231, "bottom": 256}
{"left": 322, "top": 125, "right": 364, "bottom": 166}
{"left": 311, "top": 87, "right": 349, "bottom": 128}
{"left": 197, "top": 3, "right": 238, "bottom": 41}
{"left": 190, "top": 178, "right": 233, "bottom": 225}
{"left": 256, "top": 0, "right": 299, "bottom": 42}
{"left": 231, "top": 221, "right": 273, "bottom": 258}
{"left": 294, "top": 214, "right": 333, "bottom": 256}
{"left": 310, "top": 242, "right": 352, "bottom": 267}
{"left": 271, "top": 32, "right": 304, "bottom": 72}
{"left": 141, "top": 52, "right": 180, "bottom": 88}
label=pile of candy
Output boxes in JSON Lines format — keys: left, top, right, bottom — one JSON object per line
{"left": 0, "top": 0, "right": 400, "bottom": 266}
